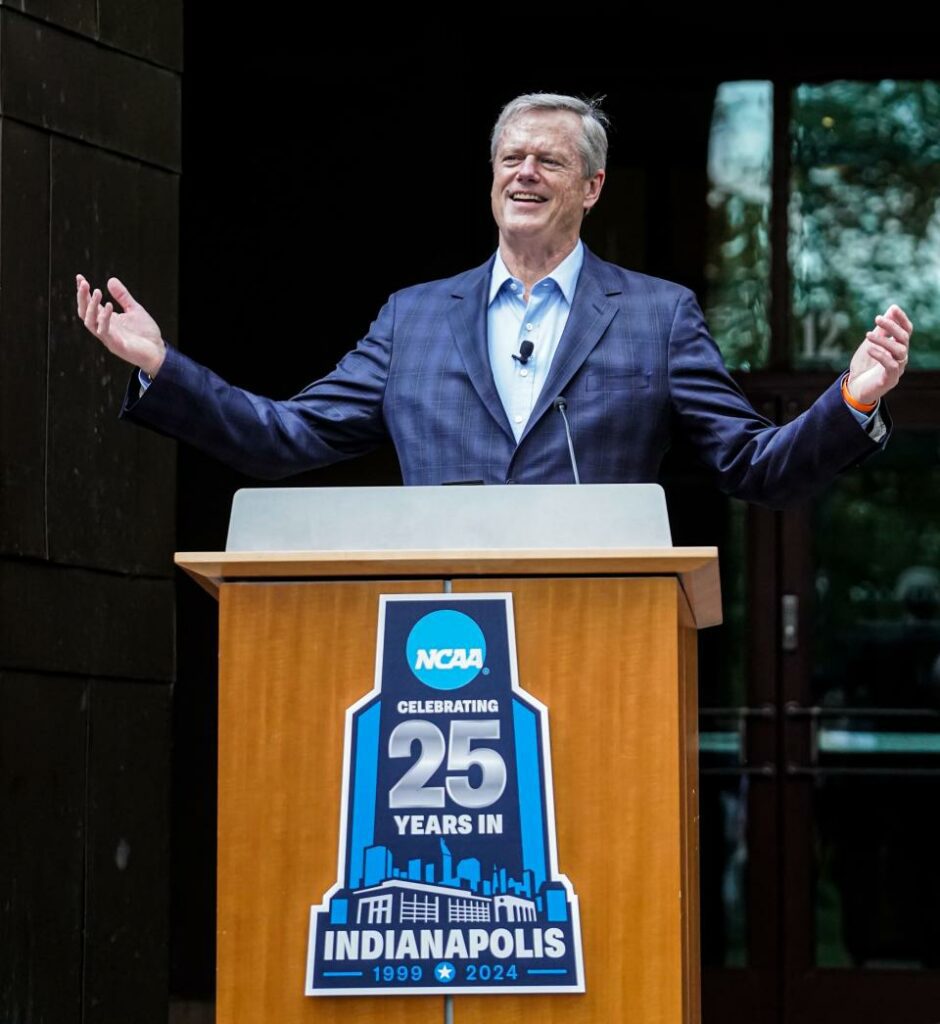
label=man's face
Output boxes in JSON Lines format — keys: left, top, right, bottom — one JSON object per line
{"left": 490, "top": 109, "right": 605, "bottom": 251}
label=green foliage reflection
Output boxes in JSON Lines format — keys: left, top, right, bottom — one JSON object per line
{"left": 705, "top": 81, "right": 772, "bottom": 370}
{"left": 792, "top": 81, "right": 940, "bottom": 369}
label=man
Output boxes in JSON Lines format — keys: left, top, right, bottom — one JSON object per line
{"left": 76, "top": 93, "right": 913, "bottom": 507}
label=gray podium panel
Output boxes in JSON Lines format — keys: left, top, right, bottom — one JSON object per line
{"left": 225, "top": 484, "right": 672, "bottom": 552}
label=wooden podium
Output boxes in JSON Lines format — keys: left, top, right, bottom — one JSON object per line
{"left": 177, "top": 490, "right": 719, "bottom": 1024}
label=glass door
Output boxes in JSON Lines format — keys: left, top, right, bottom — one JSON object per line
{"left": 698, "top": 74, "right": 940, "bottom": 1024}
{"left": 694, "top": 399, "right": 940, "bottom": 1024}
{"left": 779, "top": 411, "right": 940, "bottom": 1023}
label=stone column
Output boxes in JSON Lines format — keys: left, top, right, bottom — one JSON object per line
{"left": 0, "top": 3, "right": 181, "bottom": 1021}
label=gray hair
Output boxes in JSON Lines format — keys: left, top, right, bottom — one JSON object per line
{"left": 490, "top": 93, "right": 610, "bottom": 178}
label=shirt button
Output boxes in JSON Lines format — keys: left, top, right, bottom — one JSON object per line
{"left": 525, "top": 323, "right": 534, "bottom": 331}
{"left": 510, "top": 283, "right": 518, "bottom": 292}
{"left": 513, "top": 415, "right": 523, "bottom": 424}
{"left": 520, "top": 369, "right": 528, "bottom": 377}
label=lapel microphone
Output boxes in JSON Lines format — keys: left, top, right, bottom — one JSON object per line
{"left": 512, "top": 340, "right": 535, "bottom": 365}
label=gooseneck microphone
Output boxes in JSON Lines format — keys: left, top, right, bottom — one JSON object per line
{"left": 512, "top": 340, "right": 535, "bottom": 365}
{"left": 553, "top": 397, "right": 581, "bottom": 485}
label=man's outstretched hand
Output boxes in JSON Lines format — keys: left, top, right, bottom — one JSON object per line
{"left": 847, "top": 305, "right": 913, "bottom": 406}
{"left": 76, "top": 274, "right": 167, "bottom": 378}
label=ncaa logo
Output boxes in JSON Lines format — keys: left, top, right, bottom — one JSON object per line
{"left": 406, "top": 610, "right": 487, "bottom": 690}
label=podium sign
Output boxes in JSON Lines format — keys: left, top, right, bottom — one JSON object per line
{"left": 306, "top": 593, "right": 585, "bottom": 996}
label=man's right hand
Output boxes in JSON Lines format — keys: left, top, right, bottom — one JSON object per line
{"left": 76, "top": 274, "right": 167, "bottom": 378}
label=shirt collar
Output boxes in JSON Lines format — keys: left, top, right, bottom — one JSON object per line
{"left": 489, "top": 239, "right": 584, "bottom": 306}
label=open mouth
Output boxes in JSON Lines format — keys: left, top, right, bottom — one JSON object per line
{"left": 509, "top": 191, "right": 547, "bottom": 203}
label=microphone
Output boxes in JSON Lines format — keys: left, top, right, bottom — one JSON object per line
{"left": 553, "top": 397, "right": 581, "bottom": 484}
{"left": 512, "top": 340, "right": 535, "bottom": 365}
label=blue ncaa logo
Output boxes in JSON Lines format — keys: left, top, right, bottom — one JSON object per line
{"left": 406, "top": 610, "right": 487, "bottom": 690}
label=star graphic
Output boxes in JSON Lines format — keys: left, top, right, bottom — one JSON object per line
{"left": 435, "top": 962, "right": 455, "bottom": 982}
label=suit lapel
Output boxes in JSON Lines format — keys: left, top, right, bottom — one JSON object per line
{"left": 447, "top": 256, "right": 516, "bottom": 443}
{"left": 518, "top": 247, "right": 621, "bottom": 445}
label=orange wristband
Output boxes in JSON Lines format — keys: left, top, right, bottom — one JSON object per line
{"left": 841, "top": 374, "right": 877, "bottom": 414}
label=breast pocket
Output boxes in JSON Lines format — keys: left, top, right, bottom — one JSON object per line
{"left": 586, "top": 369, "right": 651, "bottom": 391}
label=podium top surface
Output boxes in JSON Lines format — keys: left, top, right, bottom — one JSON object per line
{"left": 175, "top": 546, "right": 721, "bottom": 629}
{"left": 177, "top": 485, "right": 720, "bottom": 627}
{"left": 224, "top": 484, "right": 673, "bottom": 551}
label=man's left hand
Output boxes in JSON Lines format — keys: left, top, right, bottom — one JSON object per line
{"left": 847, "top": 304, "right": 914, "bottom": 405}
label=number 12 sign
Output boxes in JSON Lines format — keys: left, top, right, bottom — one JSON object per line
{"left": 305, "top": 593, "right": 585, "bottom": 996}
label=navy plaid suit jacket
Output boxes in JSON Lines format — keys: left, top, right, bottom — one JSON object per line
{"left": 123, "top": 246, "right": 885, "bottom": 508}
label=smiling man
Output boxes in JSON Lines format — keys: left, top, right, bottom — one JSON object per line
{"left": 490, "top": 105, "right": 605, "bottom": 294}
{"left": 76, "top": 92, "right": 912, "bottom": 506}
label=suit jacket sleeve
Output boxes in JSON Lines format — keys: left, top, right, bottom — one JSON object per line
{"left": 120, "top": 297, "right": 396, "bottom": 479}
{"left": 667, "top": 289, "right": 890, "bottom": 509}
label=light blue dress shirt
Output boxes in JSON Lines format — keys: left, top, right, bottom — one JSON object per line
{"left": 487, "top": 241, "right": 584, "bottom": 442}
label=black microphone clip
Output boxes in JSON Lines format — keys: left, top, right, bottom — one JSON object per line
{"left": 512, "top": 340, "right": 535, "bottom": 365}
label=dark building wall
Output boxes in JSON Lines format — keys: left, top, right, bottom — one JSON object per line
{"left": 0, "top": 4, "right": 181, "bottom": 1021}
